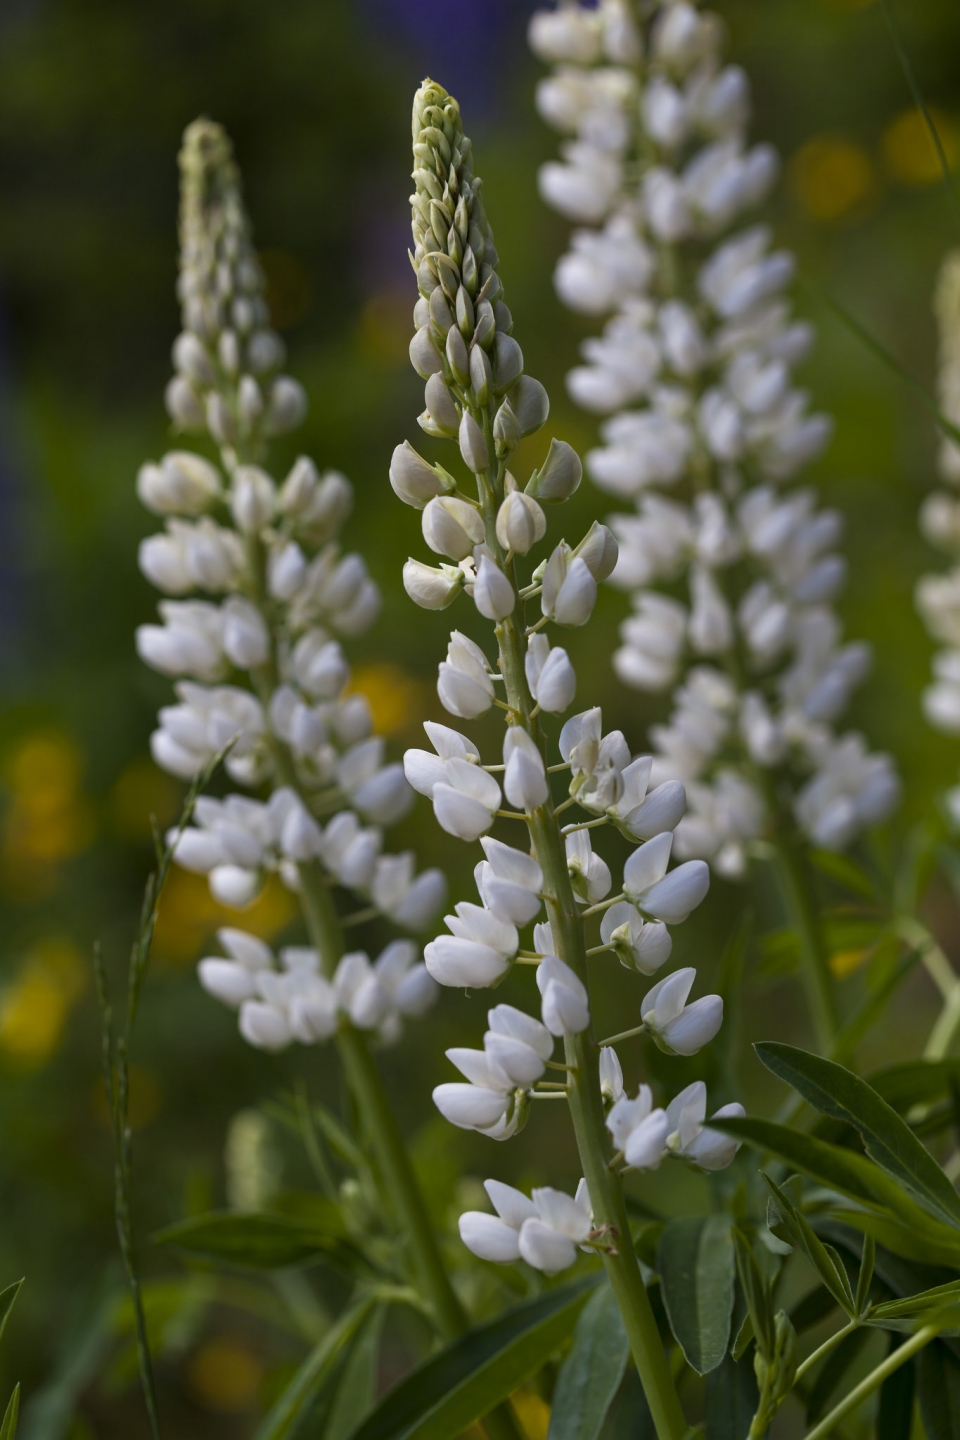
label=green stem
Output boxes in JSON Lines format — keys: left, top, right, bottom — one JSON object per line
{"left": 768, "top": 832, "right": 839, "bottom": 1050}
{"left": 794, "top": 1317, "right": 862, "bottom": 1385}
{"left": 897, "top": 917, "right": 960, "bottom": 1060}
{"left": 474, "top": 427, "right": 687, "bottom": 1440}
{"left": 803, "top": 1324, "right": 939, "bottom": 1440}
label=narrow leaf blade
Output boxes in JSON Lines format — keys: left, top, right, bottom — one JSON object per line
{"left": 0, "top": 1387, "right": 18, "bottom": 1440}
{"left": 254, "top": 1297, "right": 378, "bottom": 1440}
{"left": 154, "top": 1211, "right": 371, "bottom": 1274}
{"left": 0, "top": 1285, "right": 23, "bottom": 1347}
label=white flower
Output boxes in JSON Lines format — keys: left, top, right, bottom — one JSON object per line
{"left": 565, "top": 829, "right": 611, "bottom": 904}
{"left": 137, "top": 451, "right": 222, "bottom": 516}
{"left": 389, "top": 440, "right": 448, "bottom": 508}
{"left": 473, "top": 548, "right": 516, "bottom": 620}
{"left": 422, "top": 496, "right": 486, "bottom": 561}
{"left": 459, "top": 1178, "right": 593, "bottom": 1274}
{"left": 599, "top": 1045, "right": 624, "bottom": 1103}
{"left": 606, "top": 1085, "right": 669, "bottom": 1170}
{"left": 542, "top": 547, "right": 598, "bottom": 626}
{"left": 624, "top": 833, "right": 710, "bottom": 923}
{"left": 504, "top": 728, "right": 550, "bottom": 811}
{"left": 525, "top": 634, "right": 577, "bottom": 714}
{"left": 403, "top": 558, "right": 464, "bottom": 611}
{"left": 432, "top": 758, "right": 502, "bottom": 841}
{"left": 600, "top": 901, "right": 672, "bottom": 974}
{"left": 537, "top": 955, "right": 590, "bottom": 1036}
{"left": 438, "top": 632, "right": 496, "bottom": 718}
{"left": 666, "top": 1081, "right": 744, "bottom": 1170}
{"left": 641, "top": 968, "right": 723, "bottom": 1056}
{"left": 496, "top": 490, "right": 547, "bottom": 555}
{"left": 475, "top": 837, "right": 544, "bottom": 927}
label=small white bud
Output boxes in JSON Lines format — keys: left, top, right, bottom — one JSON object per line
{"left": 493, "top": 400, "right": 521, "bottom": 455}
{"left": 173, "top": 332, "right": 215, "bottom": 385}
{"left": 206, "top": 392, "right": 238, "bottom": 444}
{"left": 526, "top": 438, "right": 582, "bottom": 502}
{"left": 459, "top": 412, "right": 489, "bottom": 473}
{"left": 503, "top": 728, "right": 549, "bottom": 811}
{"left": 423, "top": 373, "right": 460, "bottom": 436}
{"left": 410, "top": 324, "right": 444, "bottom": 378}
{"left": 470, "top": 346, "right": 493, "bottom": 405}
{"left": 509, "top": 376, "right": 550, "bottom": 437}
{"left": 267, "top": 541, "right": 306, "bottom": 600}
{"left": 574, "top": 521, "right": 619, "bottom": 581}
{"left": 389, "top": 441, "right": 450, "bottom": 509}
{"left": 422, "top": 496, "right": 486, "bottom": 561}
{"left": 492, "top": 333, "right": 524, "bottom": 392}
{"left": 265, "top": 376, "right": 307, "bottom": 434}
{"left": 238, "top": 374, "right": 264, "bottom": 427}
{"left": 137, "top": 452, "right": 222, "bottom": 516}
{"left": 403, "top": 558, "right": 464, "bottom": 610}
{"left": 209, "top": 864, "right": 261, "bottom": 909}
{"left": 473, "top": 550, "right": 515, "bottom": 620}
{"left": 231, "top": 465, "right": 276, "bottom": 532}
{"left": 165, "top": 376, "right": 206, "bottom": 432}
{"left": 222, "top": 598, "right": 269, "bottom": 668}
{"left": 496, "top": 492, "right": 546, "bottom": 555}
{"left": 527, "top": 640, "right": 576, "bottom": 713}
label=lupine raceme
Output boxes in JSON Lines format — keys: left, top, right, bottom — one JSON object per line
{"left": 392, "top": 79, "right": 743, "bottom": 1439}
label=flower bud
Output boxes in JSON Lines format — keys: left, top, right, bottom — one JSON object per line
{"left": 429, "top": 284, "right": 453, "bottom": 337}
{"left": 459, "top": 412, "right": 489, "bottom": 473}
{"left": 509, "top": 376, "right": 550, "bottom": 437}
{"left": 473, "top": 550, "right": 515, "bottom": 620}
{"left": 638, "top": 859, "right": 710, "bottom": 924}
{"left": 231, "top": 465, "right": 275, "bottom": 532}
{"left": 543, "top": 552, "right": 597, "bottom": 627}
{"left": 173, "top": 332, "right": 215, "bottom": 385}
{"left": 526, "top": 438, "right": 583, "bottom": 502}
{"left": 422, "top": 374, "right": 460, "bottom": 437}
{"left": 492, "top": 333, "right": 524, "bottom": 393}
{"left": 403, "top": 558, "right": 464, "bottom": 610}
{"left": 206, "top": 392, "right": 238, "bottom": 444}
{"left": 574, "top": 521, "right": 619, "bottom": 581}
{"left": 238, "top": 374, "right": 264, "bottom": 428}
{"left": 456, "top": 285, "right": 475, "bottom": 338}
{"left": 504, "top": 728, "right": 549, "bottom": 811}
{"left": 410, "top": 325, "right": 443, "bottom": 378}
{"left": 470, "top": 346, "right": 493, "bottom": 406}
{"left": 422, "top": 496, "right": 486, "bottom": 561}
{"left": 247, "top": 329, "right": 285, "bottom": 373}
{"left": 389, "top": 441, "right": 450, "bottom": 509}
{"left": 496, "top": 492, "right": 546, "bottom": 555}
{"left": 525, "top": 636, "right": 576, "bottom": 713}
{"left": 265, "top": 376, "right": 307, "bottom": 434}
{"left": 446, "top": 325, "right": 470, "bottom": 384}
{"left": 493, "top": 400, "right": 521, "bottom": 456}
{"left": 137, "top": 452, "right": 222, "bottom": 516}
{"left": 210, "top": 864, "right": 261, "bottom": 909}
{"left": 165, "top": 376, "right": 206, "bottom": 432}
{"left": 223, "top": 598, "right": 269, "bottom": 668}
{"left": 268, "top": 541, "right": 307, "bottom": 600}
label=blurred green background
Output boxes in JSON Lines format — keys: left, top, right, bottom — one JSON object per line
{"left": 1, "top": 0, "right": 960, "bottom": 1433}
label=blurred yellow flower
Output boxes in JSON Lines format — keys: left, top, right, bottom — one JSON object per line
{"left": 350, "top": 662, "right": 430, "bottom": 738}
{"left": 188, "top": 1338, "right": 263, "bottom": 1411}
{"left": 110, "top": 758, "right": 183, "bottom": 840}
{"left": 0, "top": 936, "right": 86, "bottom": 1068}
{"left": 882, "top": 107, "right": 960, "bottom": 187}
{"left": 829, "top": 947, "right": 871, "bottom": 979}
{"left": 0, "top": 732, "right": 96, "bottom": 896}
{"left": 153, "top": 869, "right": 297, "bottom": 967}
{"left": 790, "top": 135, "right": 877, "bottom": 223}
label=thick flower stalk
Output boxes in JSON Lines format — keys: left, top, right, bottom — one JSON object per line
{"left": 395, "top": 80, "right": 741, "bottom": 1440}
{"left": 529, "top": 2, "right": 900, "bottom": 880}
{"left": 134, "top": 117, "right": 477, "bottom": 1346}
{"left": 917, "top": 251, "right": 960, "bottom": 814}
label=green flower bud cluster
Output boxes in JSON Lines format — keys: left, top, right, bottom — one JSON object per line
{"left": 168, "top": 118, "right": 306, "bottom": 460}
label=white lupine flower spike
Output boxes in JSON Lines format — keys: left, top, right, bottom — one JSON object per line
{"left": 396, "top": 82, "right": 724, "bottom": 1422}
{"left": 136, "top": 117, "right": 492, "bottom": 1358}
{"left": 530, "top": 0, "right": 899, "bottom": 1059}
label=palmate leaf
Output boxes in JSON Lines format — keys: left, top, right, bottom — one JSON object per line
{"left": 546, "top": 1284, "right": 628, "bottom": 1440}
{"left": 349, "top": 1276, "right": 600, "bottom": 1440}
{"left": 254, "top": 1296, "right": 381, "bottom": 1440}
{"left": 828, "top": 1208, "right": 960, "bottom": 1271}
{"left": 710, "top": 1117, "right": 960, "bottom": 1260}
{"left": 154, "top": 1211, "right": 373, "bottom": 1275}
{"left": 657, "top": 1216, "right": 734, "bottom": 1375}
{"left": 754, "top": 1044, "right": 960, "bottom": 1229}
{"left": 763, "top": 1175, "right": 854, "bottom": 1316}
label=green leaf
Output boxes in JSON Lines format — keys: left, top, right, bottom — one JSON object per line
{"left": 0, "top": 1387, "right": 19, "bottom": 1440}
{"left": 254, "top": 1297, "right": 380, "bottom": 1440}
{"left": 546, "top": 1284, "right": 628, "bottom": 1440}
{"left": 829, "top": 1208, "right": 960, "bottom": 1270}
{"left": 762, "top": 1175, "right": 854, "bottom": 1316}
{"left": 598, "top": 1370, "right": 654, "bottom": 1440}
{"left": 732, "top": 1230, "right": 773, "bottom": 1361}
{"left": 868, "top": 1059, "right": 960, "bottom": 1114}
{"left": 657, "top": 1216, "right": 734, "bottom": 1375}
{"left": 755, "top": 1042, "right": 960, "bottom": 1230}
{"left": 704, "top": 1351, "right": 758, "bottom": 1440}
{"left": 349, "top": 1276, "right": 600, "bottom": 1440}
{"left": 805, "top": 1327, "right": 871, "bottom": 1423}
{"left": 809, "top": 849, "right": 881, "bottom": 903}
{"left": 868, "top": 1280, "right": 960, "bottom": 1335}
{"left": 154, "top": 1211, "right": 372, "bottom": 1274}
{"left": 321, "top": 1305, "right": 385, "bottom": 1440}
{"left": 878, "top": 1340, "right": 915, "bottom": 1440}
{"left": 918, "top": 1341, "right": 960, "bottom": 1440}
{"left": 710, "top": 1117, "right": 960, "bottom": 1253}
{"left": 0, "top": 1284, "right": 23, "bottom": 1347}
{"left": 855, "top": 1235, "right": 876, "bottom": 1317}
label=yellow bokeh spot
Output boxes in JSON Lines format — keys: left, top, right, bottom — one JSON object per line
{"left": 511, "top": 1388, "right": 551, "bottom": 1440}
{"left": 0, "top": 731, "right": 96, "bottom": 896}
{"left": 790, "top": 135, "right": 876, "bottom": 222}
{"left": 882, "top": 108, "right": 960, "bottom": 188}
{"left": 110, "top": 759, "right": 183, "bottom": 840}
{"left": 357, "top": 291, "right": 414, "bottom": 368}
{"left": 0, "top": 936, "right": 87, "bottom": 1068}
{"left": 829, "top": 947, "right": 871, "bottom": 979}
{"left": 188, "top": 1339, "right": 263, "bottom": 1412}
{"left": 349, "top": 663, "right": 430, "bottom": 739}
{"left": 153, "top": 869, "right": 297, "bottom": 967}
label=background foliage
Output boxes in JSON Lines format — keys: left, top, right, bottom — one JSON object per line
{"left": 1, "top": 0, "right": 960, "bottom": 1432}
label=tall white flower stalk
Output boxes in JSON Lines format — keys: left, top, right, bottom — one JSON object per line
{"left": 529, "top": 0, "right": 900, "bottom": 1045}
{"left": 395, "top": 80, "right": 742, "bottom": 1440}
{"left": 134, "top": 117, "right": 476, "bottom": 1347}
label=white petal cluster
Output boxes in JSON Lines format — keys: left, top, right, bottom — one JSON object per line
{"left": 531, "top": 0, "right": 899, "bottom": 866}
{"left": 198, "top": 930, "right": 436, "bottom": 1051}
{"left": 917, "top": 253, "right": 960, "bottom": 822}
{"left": 605, "top": 1072, "right": 741, "bottom": 1172}
{"left": 459, "top": 1178, "right": 593, "bottom": 1274}
{"left": 433, "top": 1004, "right": 553, "bottom": 1139}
